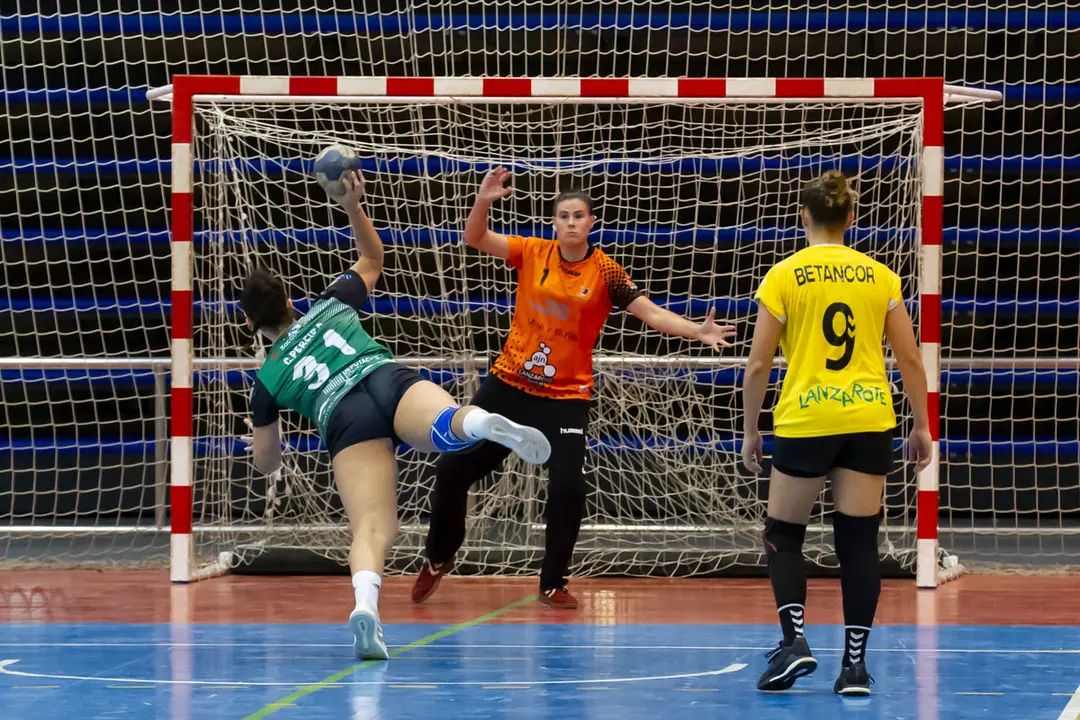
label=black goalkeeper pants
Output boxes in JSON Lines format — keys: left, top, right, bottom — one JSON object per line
{"left": 424, "top": 374, "right": 591, "bottom": 592}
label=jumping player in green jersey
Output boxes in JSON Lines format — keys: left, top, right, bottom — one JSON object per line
{"left": 241, "top": 171, "right": 550, "bottom": 661}
{"left": 741, "top": 171, "right": 932, "bottom": 696}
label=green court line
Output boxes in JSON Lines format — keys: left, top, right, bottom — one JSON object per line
{"left": 241, "top": 595, "right": 536, "bottom": 720}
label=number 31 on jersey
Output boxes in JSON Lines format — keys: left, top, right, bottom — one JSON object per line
{"left": 292, "top": 328, "right": 358, "bottom": 389}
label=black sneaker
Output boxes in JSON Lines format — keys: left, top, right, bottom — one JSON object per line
{"left": 833, "top": 661, "right": 874, "bottom": 696}
{"left": 756, "top": 636, "right": 818, "bottom": 691}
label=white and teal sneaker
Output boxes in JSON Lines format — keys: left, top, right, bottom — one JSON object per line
{"left": 475, "top": 413, "right": 551, "bottom": 465}
{"left": 349, "top": 604, "right": 389, "bottom": 661}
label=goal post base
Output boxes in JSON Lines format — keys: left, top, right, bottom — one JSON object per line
{"left": 225, "top": 546, "right": 919, "bottom": 580}
{"left": 213, "top": 522, "right": 928, "bottom": 580}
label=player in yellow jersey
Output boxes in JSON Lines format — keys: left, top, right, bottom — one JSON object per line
{"left": 741, "top": 170, "right": 932, "bottom": 696}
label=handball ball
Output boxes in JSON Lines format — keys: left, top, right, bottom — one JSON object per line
{"left": 314, "top": 145, "right": 363, "bottom": 197}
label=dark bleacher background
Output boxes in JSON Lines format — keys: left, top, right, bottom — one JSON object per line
{"left": 0, "top": 2, "right": 1077, "bottom": 553}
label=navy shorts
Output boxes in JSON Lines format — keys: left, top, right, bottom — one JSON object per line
{"left": 322, "top": 363, "right": 425, "bottom": 458}
{"left": 771, "top": 430, "right": 896, "bottom": 478}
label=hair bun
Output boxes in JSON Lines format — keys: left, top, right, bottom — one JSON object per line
{"left": 821, "top": 170, "right": 849, "bottom": 207}
{"left": 801, "top": 170, "right": 856, "bottom": 229}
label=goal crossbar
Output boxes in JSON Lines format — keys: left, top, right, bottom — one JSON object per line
{"left": 146, "top": 76, "right": 1001, "bottom": 104}
{"left": 163, "top": 75, "right": 999, "bottom": 587}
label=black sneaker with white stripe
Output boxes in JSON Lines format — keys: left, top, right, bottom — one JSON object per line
{"left": 756, "top": 636, "right": 818, "bottom": 691}
{"left": 833, "top": 661, "right": 874, "bottom": 695}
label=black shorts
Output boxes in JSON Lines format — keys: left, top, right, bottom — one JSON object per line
{"left": 322, "top": 362, "right": 425, "bottom": 458}
{"left": 771, "top": 430, "right": 896, "bottom": 478}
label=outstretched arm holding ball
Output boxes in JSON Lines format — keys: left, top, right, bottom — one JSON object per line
{"left": 239, "top": 147, "right": 552, "bottom": 662}
{"left": 332, "top": 170, "right": 384, "bottom": 294}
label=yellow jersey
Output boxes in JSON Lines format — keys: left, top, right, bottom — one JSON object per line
{"left": 754, "top": 243, "right": 904, "bottom": 438}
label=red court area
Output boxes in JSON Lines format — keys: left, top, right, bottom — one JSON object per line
{"left": 3, "top": 571, "right": 1078, "bottom": 626}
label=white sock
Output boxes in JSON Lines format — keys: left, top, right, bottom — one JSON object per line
{"left": 352, "top": 570, "right": 381, "bottom": 611}
{"left": 460, "top": 408, "right": 492, "bottom": 440}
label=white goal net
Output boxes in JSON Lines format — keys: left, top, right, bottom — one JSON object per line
{"left": 2, "top": 5, "right": 1074, "bottom": 585}
{"left": 186, "top": 94, "right": 927, "bottom": 579}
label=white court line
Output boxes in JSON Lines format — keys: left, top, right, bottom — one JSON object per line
{"left": 1, "top": 641, "right": 1079, "bottom": 655}
{"left": 1058, "top": 683, "right": 1080, "bottom": 720}
{"left": 0, "top": 642, "right": 349, "bottom": 648}
{"left": 0, "top": 659, "right": 746, "bottom": 687}
{"left": 413, "top": 644, "right": 1080, "bottom": 655}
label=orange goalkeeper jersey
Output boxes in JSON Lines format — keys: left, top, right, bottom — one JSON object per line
{"left": 491, "top": 236, "right": 643, "bottom": 401}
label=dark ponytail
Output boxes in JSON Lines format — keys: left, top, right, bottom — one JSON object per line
{"left": 241, "top": 267, "right": 290, "bottom": 333}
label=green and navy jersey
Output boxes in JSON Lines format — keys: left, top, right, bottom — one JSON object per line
{"left": 250, "top": 273, "right": 394, "bottom": 436}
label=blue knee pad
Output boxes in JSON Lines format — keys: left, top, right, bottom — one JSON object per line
{"left": 430, "top": 406, "right": 477, "bottom": 453}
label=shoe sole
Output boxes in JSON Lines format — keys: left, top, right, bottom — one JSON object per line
{"left": 538, "top": 596, "right": 578, "bottom": 610}
{"left": 410, "top": 573, "right": 443, "bottom": 605}
{"left": 759, "top": 656, "right": 818, "bottom": 691}
{"left": 411, "top": 561, "right": 454, "bottom": 605}
{"left": 349, "top": 608, "right": 389, "bottom": 661}
{"left": 481, "top": 415, "right": 552, "bottom": 465}
{"left": 836, "top": 686, "right": 872, "bottom": 696}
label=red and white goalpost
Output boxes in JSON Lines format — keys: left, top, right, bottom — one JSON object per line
{"left": 156, "top": 75, "right": 999, "bottom": 587}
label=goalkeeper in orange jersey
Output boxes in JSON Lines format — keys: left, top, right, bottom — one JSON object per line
{"left": 411, "top": 167, "right": 738, "bottom": 609}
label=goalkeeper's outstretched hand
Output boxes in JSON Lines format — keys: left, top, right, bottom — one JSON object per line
{"left": 477, "top": 167, "right": 513, "bottom": 204}
{"left": 696, "top": 308, "right": 738, "bottom": 351}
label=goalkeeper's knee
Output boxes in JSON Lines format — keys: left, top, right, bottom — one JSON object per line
{"left": 429, "top": 406, "right": 477, "bottom": 453}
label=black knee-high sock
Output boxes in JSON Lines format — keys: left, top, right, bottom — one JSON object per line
{"left": 763, "top": 516, "right": 808, "bottom": 645}
{"left": 833, "top": 511, "right": 882, "bottom": 666}
{"left": 425, "top": 443, "right": 510, "bottom": 564}
{"left": 540, "top": 458, "right": 586, "bottom": 592}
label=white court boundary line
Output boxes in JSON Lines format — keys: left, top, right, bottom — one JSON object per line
{"left": 0, "top": 659, "right": 746, "bottom": 687}
{"left": 429, "top": 644, "right": 1080, "bottom": 656}
{"left": 1, "top": 641, "right": 1079, "bottom": 655}
{"left": 1058, "top": 683, "right": 1080, "bottom": 720}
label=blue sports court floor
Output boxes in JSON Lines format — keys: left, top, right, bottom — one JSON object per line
{"left": 1, "top": 573, "right": 1078, "bottom": 719}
